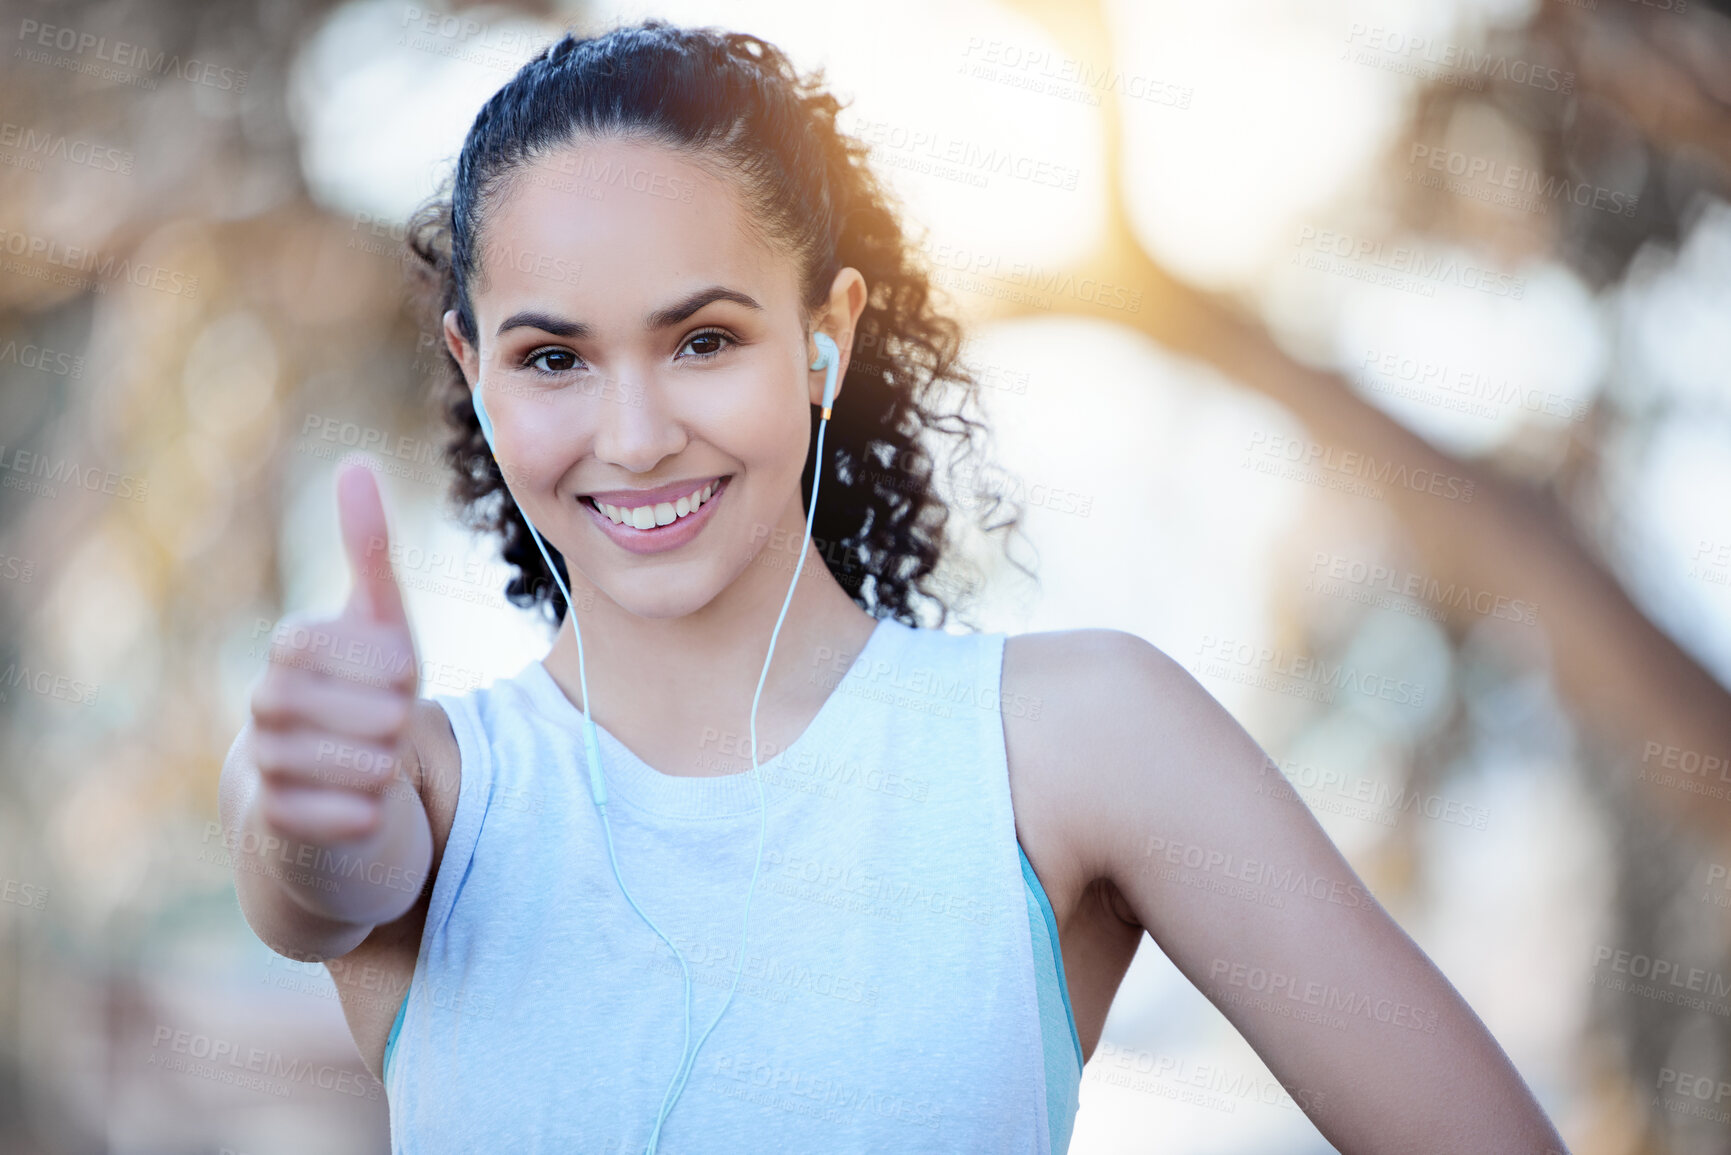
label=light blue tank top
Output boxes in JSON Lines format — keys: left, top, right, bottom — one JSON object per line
{"left": 382, "top": 617, "right": 1082, "bottom": 1152}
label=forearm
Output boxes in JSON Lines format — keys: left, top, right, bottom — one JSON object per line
{"left": 1244, "top": 960, "right": 1570, "bottom": 1155}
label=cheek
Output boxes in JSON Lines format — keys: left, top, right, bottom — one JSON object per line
{"left": 712, "top": 370, "right": 807, "bottom": 472}
{"left": 496, "top": 417, "right": 578, "bottom": 497}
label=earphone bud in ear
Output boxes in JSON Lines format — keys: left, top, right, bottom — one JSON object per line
{"left": 810, "top": 331, "right": 836, "bottom": 370}
{"left": 811, "top": 332, "right": 840, "bottom": 419}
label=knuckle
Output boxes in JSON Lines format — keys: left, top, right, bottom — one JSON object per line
{"left": 250, "top": 679, "right": 298, "bottom": 725}
{"left": 375, "top": 697, "right": 413, "bottom": 737}
{"left": 347, "top": 799, "right": 384, "bottom": 838}
{"left": 257, "top": 791, "right": 305, "bottom": 840}
{"left": 251, "top": 728, "right": 292, "bottom": 771}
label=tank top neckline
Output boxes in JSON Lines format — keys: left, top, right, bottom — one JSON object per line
{"left": 514, "top": 615, "right": 894, "bottom": 820}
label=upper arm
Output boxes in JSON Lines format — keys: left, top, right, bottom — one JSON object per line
{"left": 1057, "top": 630, "right": 1566, "bottom": 1155}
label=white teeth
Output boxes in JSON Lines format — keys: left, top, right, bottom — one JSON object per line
{"left": 596, "top": 478, "right": 721, "bottom": 529}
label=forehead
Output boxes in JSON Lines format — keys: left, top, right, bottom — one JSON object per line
{"left": 471, "top": 136, "right": 792, "bottom": 321}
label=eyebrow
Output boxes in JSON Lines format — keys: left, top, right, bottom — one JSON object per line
{"left": 494, "top": 286, "right": 764, "bottom": 339}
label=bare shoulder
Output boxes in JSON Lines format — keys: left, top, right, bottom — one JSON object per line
{"left": 1000, "top": 628, "right": 1182, "bottom": 905}
{"left": 324, "top": 696, "right": 462, "bottom": 1083}
{"left": 1000, "top": 626, "right": 1186, "bottom": 772}
{"left": 1001, "top": 626, "right": 1174, "bottom": 714}
{"left": 1004, "top": 626, "right": 1301, "bottom": 895}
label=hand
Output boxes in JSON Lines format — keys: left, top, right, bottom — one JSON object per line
{"left": 249, "top": 462, "right": 420, "bottom": 846}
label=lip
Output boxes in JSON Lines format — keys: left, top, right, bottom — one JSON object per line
{"left": 580, "top": 474, "right": 732, "bottom": 556}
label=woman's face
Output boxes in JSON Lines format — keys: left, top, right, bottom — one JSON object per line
{"left": 444, "top": 136, "right": 861, "bottom": 620}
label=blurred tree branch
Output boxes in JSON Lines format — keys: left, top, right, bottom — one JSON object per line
{"left": 988, "top": 0, "right": 1731, "bottom": 846}
{"left": 1549, "top": 2, "right": 1731, "bottom": 178}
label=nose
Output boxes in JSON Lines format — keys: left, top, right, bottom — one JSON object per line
{"left": 584, "top": 365, "right": 688, "bottom": 473}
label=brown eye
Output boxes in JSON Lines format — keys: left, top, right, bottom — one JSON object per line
{"left": 525, "top": 346, "right": 580, "bottom": 373}
{"left": 681, "top": 329, "right": 735, "bottom": 359}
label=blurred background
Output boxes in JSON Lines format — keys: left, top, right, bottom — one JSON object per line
{"left": 2, "top": 0, "right": 1729, "bottom": 1150}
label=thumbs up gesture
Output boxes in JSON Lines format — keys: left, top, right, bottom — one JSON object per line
{"left": 249, "top": 462, "right": 421, "bottom": 847}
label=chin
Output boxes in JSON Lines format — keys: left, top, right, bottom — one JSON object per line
{"left": 591, "top": 569, "right": 727, "bottom": 622}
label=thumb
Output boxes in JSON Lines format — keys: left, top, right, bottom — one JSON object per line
{"left": 337, "top": 461, "right": 409, "bottom": 627}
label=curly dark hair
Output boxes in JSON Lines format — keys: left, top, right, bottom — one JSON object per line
{"left": 405, "top": 18, "right": 1034, "bottom": 632}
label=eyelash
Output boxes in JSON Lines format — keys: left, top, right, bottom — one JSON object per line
{"left": 518, "top": 328, "right": 739, "bottom": 376}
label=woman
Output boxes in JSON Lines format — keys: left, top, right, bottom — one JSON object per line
{"left": 220, "top": 18, "right": 1570, "bottom": 1154}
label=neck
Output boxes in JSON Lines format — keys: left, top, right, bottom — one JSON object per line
{"left": 540, "top": 551, "right": 879, "bottom": 753}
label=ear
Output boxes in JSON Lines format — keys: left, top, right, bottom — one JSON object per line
{"left": 442, "top": 309, "right": 480, "bottom": 391}
{"left": 808, "top": 267, "right": 869, "bottom": 407}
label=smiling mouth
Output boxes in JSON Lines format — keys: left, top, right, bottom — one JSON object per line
{"left": 581, "top": 474, "right": 732, "bottom": 530}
